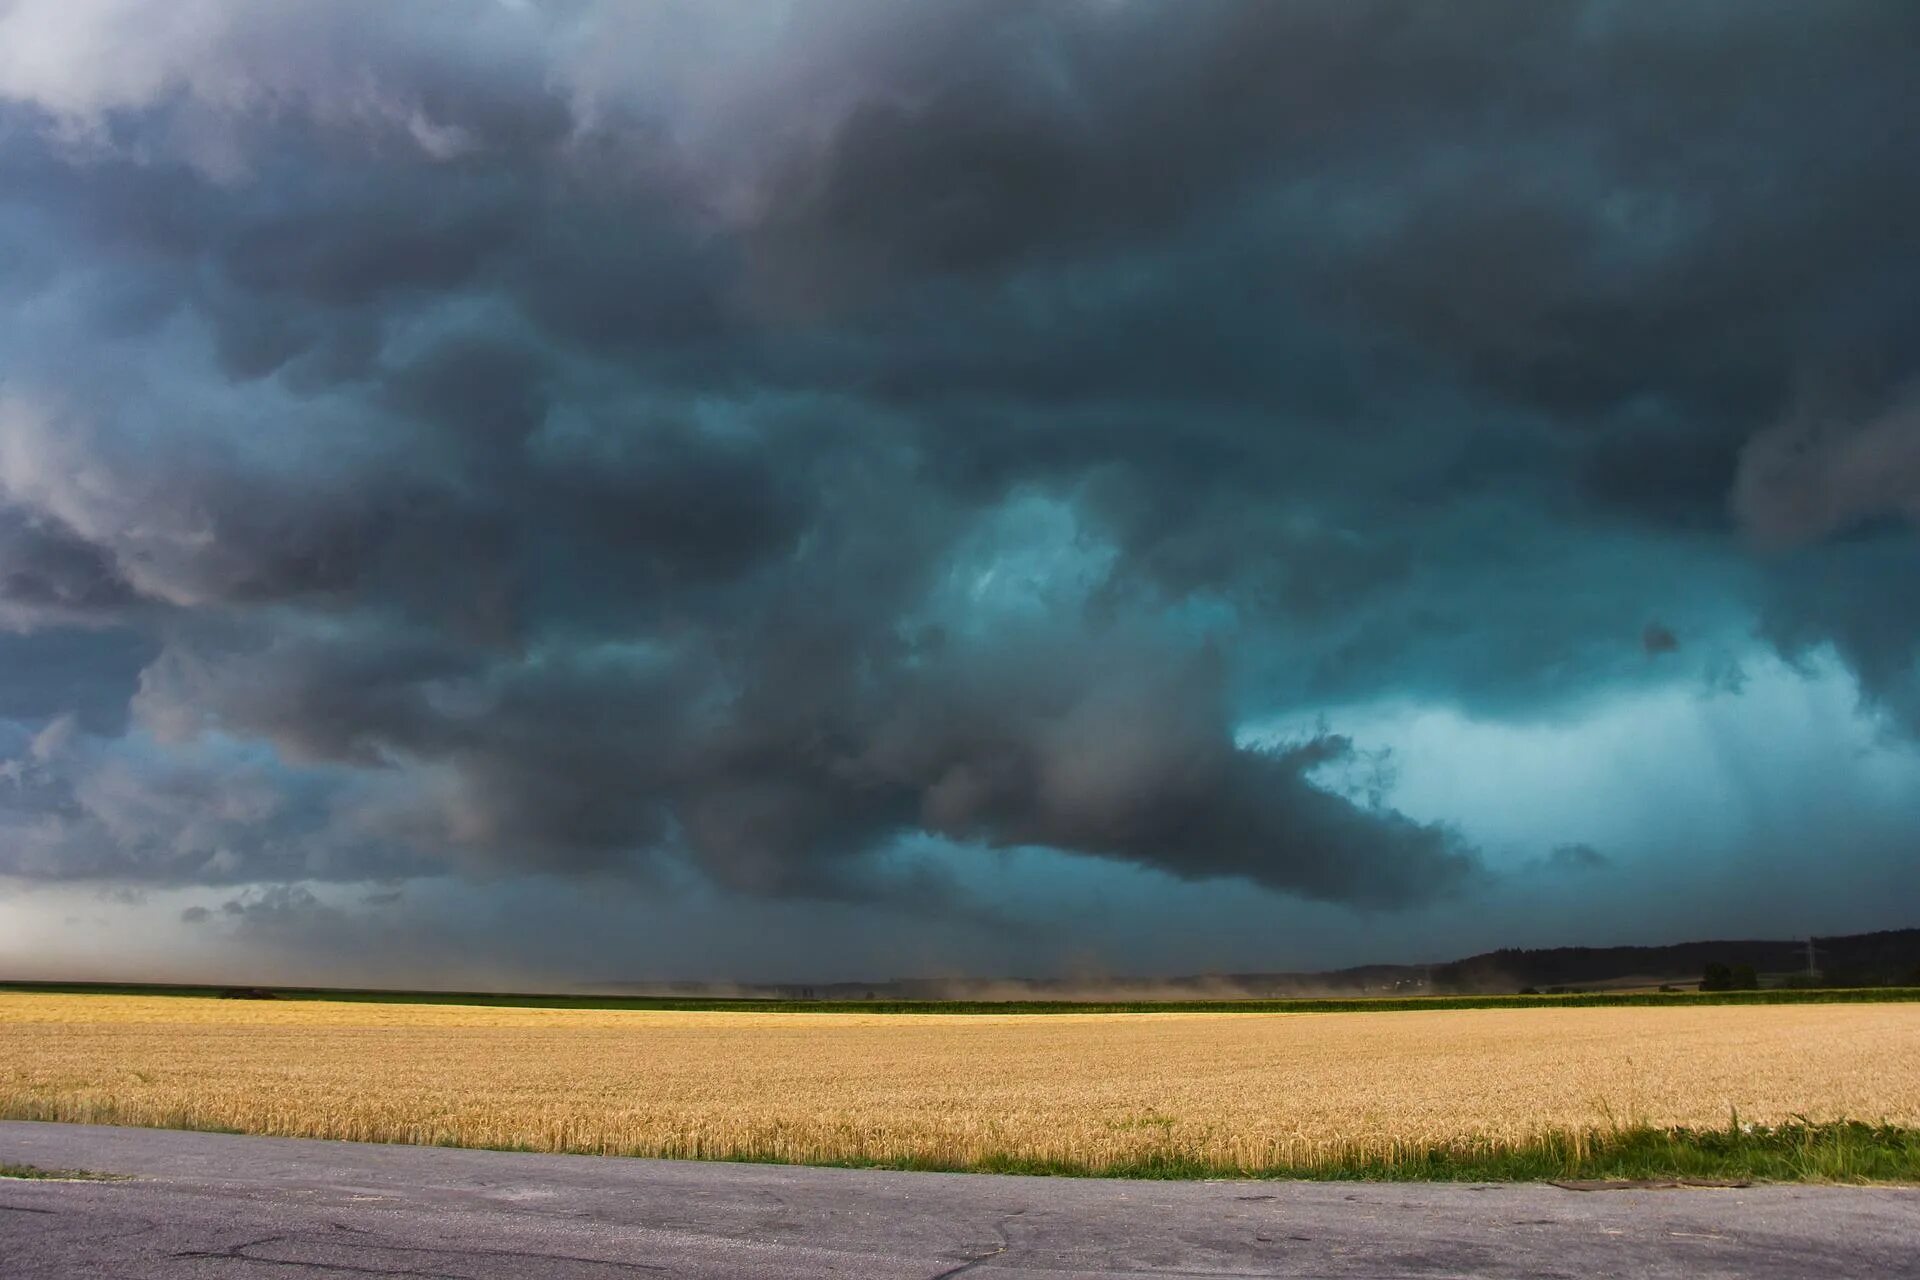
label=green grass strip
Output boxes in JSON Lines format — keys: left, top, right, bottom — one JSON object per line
{"left": 0, "top": 1162, "right": 125, "bottom": 1181}
{"left": 717, "top": 1120, "right": 1920, "bottom": 1182}
{"left": 3, "top": 979, "right": 1918, "bottom": 1014}
{"left": 4, "top": 1115, "right": 1915, "bottom": 1183}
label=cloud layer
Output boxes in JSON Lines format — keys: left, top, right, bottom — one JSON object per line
{"left": 0, "top": 1, "right": 1916, "bottom": 946}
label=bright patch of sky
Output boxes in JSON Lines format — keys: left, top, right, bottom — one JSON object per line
{"left": 1248, "top": 646, "right": 1920, "bottom": 872}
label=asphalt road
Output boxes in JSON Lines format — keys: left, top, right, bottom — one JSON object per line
{"left": 2, "top": 1122, "right": 1916, "bottom": 1278}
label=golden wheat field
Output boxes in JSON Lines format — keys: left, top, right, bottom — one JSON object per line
{"left": 2, "top": 994, "right": 1917, "bottom": 1173}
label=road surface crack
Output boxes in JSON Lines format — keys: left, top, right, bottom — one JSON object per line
{"left": 927, "top": 1209, "right": 1026, "bottom": 1279}
{"left": 172, "top": 1231, "right": 669, "bottom": 1276}
{"left": 171, "top": 1233, "right": 467, "bottom": 1278}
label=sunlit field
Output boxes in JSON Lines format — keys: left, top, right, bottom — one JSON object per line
{"left": 4, "top": 994, "right": 1917, "bottom": 1177}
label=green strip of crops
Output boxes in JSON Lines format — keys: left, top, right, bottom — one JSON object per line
{"left": 3, "top": 979, "right": 1918, "bottom": 1014}
{"left": 759, "top": 1120, "right": 1920, "bottom": 1183}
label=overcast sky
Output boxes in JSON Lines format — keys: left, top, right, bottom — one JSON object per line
{"left": 1, "top": 0, "right": 1917, "bottom": 987}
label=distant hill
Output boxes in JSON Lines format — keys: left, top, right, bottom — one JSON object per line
{"left": 587, "top": 928, "right": 1920, "bottom": 1001}
{"left": 1423, "top": 928, "right": 1920, "bottom": 994}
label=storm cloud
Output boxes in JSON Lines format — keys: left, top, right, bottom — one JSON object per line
{"left": 1, "top": 1, "right": 1917, "bottom": 965}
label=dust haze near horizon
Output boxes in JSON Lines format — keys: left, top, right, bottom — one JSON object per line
{"left": 2, "top": 1, "right": 1920, "bottom": 987}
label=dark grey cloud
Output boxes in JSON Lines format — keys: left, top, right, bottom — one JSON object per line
{"left": 0, "top": 0, "right": 1915, "bottom": 949}
{"left": 0, "top": 512, "right": 140, "bottom": 623}
{"left": 218, "top": 884, "right": 329, "bottom": 929}
{"left": 0, "top": 627, "right": 154, "bottom": 733}
{"left": 1545, "top": 843, "right": 1610, "bottom": 874}
{"left": 1642, "top": 624, "right": 1679, "bottom": 657}
{"left": 1757, "top": 535, "right": 1920, "bottom": 735}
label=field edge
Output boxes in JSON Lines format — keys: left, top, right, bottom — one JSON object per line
{"left": 5, "top": 979, "right": 1920, "bottom": 1015}
{"left": 4, "top": 1112, "right": 1916, "bottom": 1185}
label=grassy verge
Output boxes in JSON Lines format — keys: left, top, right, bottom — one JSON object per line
{"left": 717, "top": 1120, "right": 1920, "bottom": 1183}
{"left": 3, "top": 979, "right": 1918, "bottom": 1015}
{"left": 1261, "top": 1120, "right": 1920, "bottom": 1183}
{"left": 0, "top": 1162, "right": 124, "bottom": 1181}
{"left": 4, "top": 1112, "right": 1914, "bottom": 1183}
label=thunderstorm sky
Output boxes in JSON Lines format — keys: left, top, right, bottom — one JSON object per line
{"left": 1, "top": 1, "right": 1918, "bottom": 985}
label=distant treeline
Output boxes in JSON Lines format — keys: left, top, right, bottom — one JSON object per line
{"left": 1430, "top": 928, "right": 1920, "bottom": 994}
{"left": 3, "top": 980, "right": 1918, "bottom": 1016}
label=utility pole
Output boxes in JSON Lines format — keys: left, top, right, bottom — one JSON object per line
{"left": 1805, "top": 937, "right": 1822, "bottom": 982}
